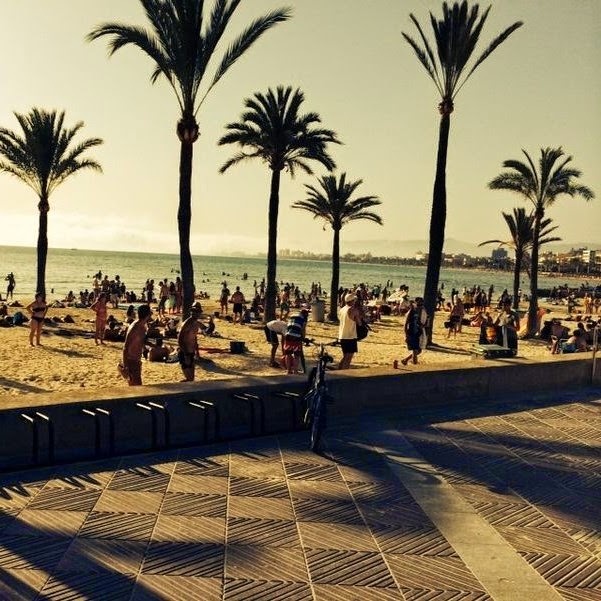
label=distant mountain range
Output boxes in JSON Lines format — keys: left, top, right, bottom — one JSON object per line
{"left": 341, "top": 238, "right": 601, "bottom": 258}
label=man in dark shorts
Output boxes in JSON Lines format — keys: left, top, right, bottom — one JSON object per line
{"left": 229, "top": 286, "right": 246, "bottom": 324}
{"left": 120, "top": 304, "right": 152, "bottom": 385}
{"left": 338, "top": 293, "right": 361, "bottom": 370}
{"left": 264, "top": 318, "right": 287, "bottom": 367}
{"left": 177, "top": 302, "right": 202, "bottom": 381}
{"left": 5, "top": 272, "right": 15, "bottom": 300}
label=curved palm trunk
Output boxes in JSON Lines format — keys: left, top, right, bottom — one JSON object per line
{"left": 329, "top": 227, "right": 341, "bottom": 322}
{"left": 178, "top": 139, "right": 195, "bottom": 320}
{"left": 525, "top": 211, "right": 542, "bottom": 337}
{"left": 512, "top": 247, "right": 522, "bottom": 311}
{"left": 264, "top": 169, "right": 281, "bottom": 322}
{"left": 36, "top": 199, "right": 49, "bottom": 296}
{"left": 423, "top": 112, "right": 451, "bottom": 344}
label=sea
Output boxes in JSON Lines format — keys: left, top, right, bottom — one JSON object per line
{"left": 0, "top": 245, "right": 574, "bottom": 302}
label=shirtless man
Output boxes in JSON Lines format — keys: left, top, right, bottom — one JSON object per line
{"left": 120, "top": 304, "right": 152, "bottom": 386}
{"left": 230, "top": 286, "right": 246, "bottom": 325}
{"left": 177, "top": 303, "right": 202, "bottom": 381}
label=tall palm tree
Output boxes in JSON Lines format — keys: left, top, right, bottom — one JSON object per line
{"left": 218, "top": 86, "right": 340, "bottom": 321}
{"left": 489, "top": 147, "right": 594, "bottom": 335}
{"left": 479, "top": 208, "right": 560, "bottom": 310}
{"left": 402, "top": 1, "right": 522, "bottom": 342}
{"left": 88, "top": 0, "right": 291, "bottom": 318}
{"left": 292, "top": 173, "right": 383, "bottom": 321}
{"left": 0, "top": 108, "right": 102, "bottom": 295}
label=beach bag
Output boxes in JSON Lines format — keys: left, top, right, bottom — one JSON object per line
{"left": 356, "top": 321, "right": 369, "bottom": 341}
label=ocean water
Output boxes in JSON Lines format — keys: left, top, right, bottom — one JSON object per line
{"left": 0, "top": 245, "right": 567, "bottom": 302}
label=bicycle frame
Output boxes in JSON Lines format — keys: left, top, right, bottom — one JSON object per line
{"left": 303, "top": 343, "right": 333, "bottom": 451}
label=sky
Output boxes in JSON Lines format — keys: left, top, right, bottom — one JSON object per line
{"left": 0, "top": 0, "right": 600, "bottom": 257}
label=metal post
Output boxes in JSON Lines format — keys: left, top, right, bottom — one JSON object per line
{"left": 136, "top": 403, "right": 157, "bottom": 449}
{"left": 21, "top": 414, "right": 38, "bottom": 465}
{"left": 149, "top": 402, "right": 170, "bottom": 448}
{"left": 82, "top": 409, "right": 101, "bottom": 456}
{"left": 95, "top": 408, "right": 115, "bottom": 456}
{"left": 35, "top": 412, "right": 54, "bottom": 465}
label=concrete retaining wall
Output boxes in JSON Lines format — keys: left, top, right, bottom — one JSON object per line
{"left": 1, "top": 355, "right": 599, "bottom": 472}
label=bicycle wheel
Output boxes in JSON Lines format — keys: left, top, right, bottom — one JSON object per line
{"left": 309, "top": 390, "right": 325, "bottom": 452}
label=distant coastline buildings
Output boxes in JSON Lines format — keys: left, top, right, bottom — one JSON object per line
{"left": 279, "top": 246, "right": 601, "bottom": 275}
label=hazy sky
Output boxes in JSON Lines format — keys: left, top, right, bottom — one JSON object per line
{"left": 1, "top": 1, "right": 599, "bottom": 256}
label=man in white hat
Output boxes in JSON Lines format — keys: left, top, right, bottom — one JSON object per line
{"left": 338, "top": 292, "right": 361, "bottom": 370}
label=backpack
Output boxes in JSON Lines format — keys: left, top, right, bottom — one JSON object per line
{"left": 356, "top": 321, "right": 370, "bottom": 341}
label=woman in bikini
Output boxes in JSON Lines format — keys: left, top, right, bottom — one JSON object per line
{"left": 90, "top": 292, "right": 108, "bottom": 345}
{"left": 26, "top": 292, "right": 48, "bottom": 346}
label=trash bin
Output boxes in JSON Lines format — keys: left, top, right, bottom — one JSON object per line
{"left": 311, "top": 299, "right": 326, "bottom": 323}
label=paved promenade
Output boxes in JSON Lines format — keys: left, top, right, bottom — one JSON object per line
{"left": 0, "top": 390, "right": 599, "bottom": 600}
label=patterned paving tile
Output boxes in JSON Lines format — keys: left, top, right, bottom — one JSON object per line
{"left": 142, "top": 541, "right": 224, "bottom": 577}
{"left": 57, "top": 538, "right": 146, "bottom": 574}
{"left": 305, "top": 548, "right": 394, "bottom": 587}
{"left": 174, "top": 459, "right": 229, "bottom": 478}
{"left": 293, "top": 498, "right": 364, "bottom": 524}
{"left": 0, "top": 489, "right": 35, "bottom": 511}
{"left": 555, "top": 588, "right": 601, "bottom": 601}
{"left": 565, "top": 527, "right": 601, "bottom": 558}
{"left": 132, "top": 575, "right": 222, "bottom": 601}
{"left": 223, "top": 579, "right": 312, "bottom": 600}
{"left": 362, "top": 502, "right": 435, "bottom": 529}
{"left": 284, "top": 462, "right": 344, "bottom": 482}
{"left": 0, "top": 535, "right": 71, "bottom": 571}
{"left": 287, "top": 480, "right": 352, "bottom": 502}
{"left": 348, "top": 481, "right": 414, "bottom": 506}
{"left": 94, "top": 491, "right": 163, "bottom": 514}
{"left": 229, "top": 459, "right": 286, "bottom": 479}
{"left": 298, "top": 522, "right": 378, "bottom": 552}
{"left": 227, "top": 517, "right": 300, "bottom": 548}
{"left": 520, "top": 552, "right": 601, "bottom": 589}
{"left": 371, "top": 525, "right": 457, "bottom": 557}
{"left": 400, "top": 591, "right": 493, "bottom": 601}
{"left": 152, "top": 515, "right": 225, "bottom": 544}
{"left": 313, "top": 584, "right": 404, "bottom": 600}
{"left": 471, "top": 501, "right": 556, "bottom": 528}
{"left": 162, "top": 493, "right": 227, "bottom": 518}
{"left": 229, "top": 477, "right": 289, "bottom": 498}
{"left": 386, "top": 555, "right": 484, "bottom": 591}
{"left": 27, "top": 488, "right": 100, "bottom": 512}
{"left": 495, "top": 525, "right": 590, "bottom": 556}
{"left": 39, "top": 571, "right": 135, "bottom": 600}
{"left": 168, "top": 473, "right": 228, "bottom": 495}
{"left": 228, "top": 496, "right": 294, "bottom": 521}
{"left": 78, "top": 512, "right": 157, "bottom": 541}
{"left": 108, "top": 469, "right": 171, "bottom": 492}
{"left": 4, "top": 510, "right": 86, "bottom": 538}
{"left": 225, "top": 546, "right": 308, "bottom": 581}
{"left": 0, "top": 568, "right": 49, "bottom": 600}
{"left": 0, "top": 509, "right": 18, "bottom": 533}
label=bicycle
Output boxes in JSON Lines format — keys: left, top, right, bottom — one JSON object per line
{"left": 302, "top": 341, "right": 335, "bottom": 452}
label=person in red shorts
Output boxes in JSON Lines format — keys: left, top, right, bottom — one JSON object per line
{"left": 282, "top": 309, "right": 308, "bottom": 374}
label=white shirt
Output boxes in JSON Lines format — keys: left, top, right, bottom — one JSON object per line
{"left": 338, "top": 305, "right": 357, "bottom": 340}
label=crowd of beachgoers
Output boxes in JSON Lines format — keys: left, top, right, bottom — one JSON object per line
{"left": 0, "top": 269, "right": 599, "bottom": 397}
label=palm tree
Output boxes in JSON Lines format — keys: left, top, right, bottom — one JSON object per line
{"left": 479, "top": 208, "right": 560, "bottom": 310}
{"left": 218, "top": 86, "right": 340, "bottom": 321}
{"left": 88, "top": 0, "right": 291, "bottom": 318}
{"left": 402, "top": 1, "right": 522, "bottom": 342}
{"left": 489, "top": 147, "right": 594, "bottom": 335}
{"left": 292, "top": 173, "right": 383, "bottom": 321}
{"left": 0, "top": 108, "right": 102, "bottom": 295}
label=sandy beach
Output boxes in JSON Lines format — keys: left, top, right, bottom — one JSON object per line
{"left": 1, "top": 293, "right": 594, "bottom": 399}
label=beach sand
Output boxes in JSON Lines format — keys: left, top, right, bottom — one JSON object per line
{"left": 0, "top": 296, "right": 590, "bottom": 397}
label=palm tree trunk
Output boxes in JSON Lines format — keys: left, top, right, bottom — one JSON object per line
{"left": 36, "top": 199, "right": 49, "bottom": 296}
{"left": 178, "top": 139, "right": 195, "bottom": 320}
{"left": 423, "top": 111, "right": 451, "bottom": 344}
{"left": 329, "top": 227, "right": 341, "bottom": 322}
{"left": 512, "top": 248, "right": 522, "bottom": 311}
{"left": 264, "top": 169, "right": 281, "bottom": 322}
{"left": 526, "top": 211, "right": 542, "bottom": 337}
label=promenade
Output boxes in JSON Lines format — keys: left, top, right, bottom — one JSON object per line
{"left": 0, "top": 389, "right": 599, "bottom": 600}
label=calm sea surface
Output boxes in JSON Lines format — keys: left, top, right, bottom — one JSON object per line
{"left": 0, "top": 245, "right": 569, "bottom": 302}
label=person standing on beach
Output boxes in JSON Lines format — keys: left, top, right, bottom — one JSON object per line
{"left": 495, "top": 299, "right": 520, "bottom": 353}
{"left": 401, "top": 297, "right": 428, "bottom": 366}
{"left": 230, "top": 286, "right": 246, "bottom": 324}
{"left": 264, "top": 318, "right": 287, "bottom": 368}
{"left": 90, "top": 292, "right": 108, "bottom": 345}
{"left": 120, "top": 304, "right": 152, "bottom": 386}
{"left": 5, "top": 272, "right": 15, "bottom": 300}
{"left": 177, "top": 302, "right": 202, "bottom": 381}
{"left": 338, "top": 293, "right": 361, "bottom": 370}
{"left": 220, "top": 282, "right": 230, "bottom": 315}
{"left": 26, "top": 292, "right": 48, "bottom": 346}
